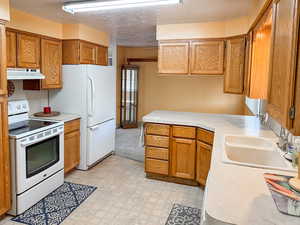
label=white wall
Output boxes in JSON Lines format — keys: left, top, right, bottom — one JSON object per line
{"left": 8, "top": 80, "right": 48, "bottom": 114}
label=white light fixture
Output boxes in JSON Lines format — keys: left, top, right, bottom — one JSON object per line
{"left": 62, "top": 0, "right": 181, "bottom": 14}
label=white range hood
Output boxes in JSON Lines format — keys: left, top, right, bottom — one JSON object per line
{"left": 7, "top": 68, "right": 45, "bottom": 80}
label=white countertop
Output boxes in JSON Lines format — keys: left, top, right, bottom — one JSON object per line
{"left": 31, "top": 113, "right": 81, "bottom": 123}
{"left": 143, "top": 110, "right": 299, "bottom": 225}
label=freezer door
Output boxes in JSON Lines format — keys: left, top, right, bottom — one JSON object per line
{"left": 87, "top": 65, "right": 116, "bottom": 127}
{"left": 87, "top": 119, "right": 115, "bottom": 167}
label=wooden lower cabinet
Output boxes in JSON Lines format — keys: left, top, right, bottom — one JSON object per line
{"left": 145, "top": 158, "right": 169, "bottom": 175}
{"left": 170, "top": 138, "right": 196, "bottom": 180}
{"left": 196, "top": 141, "right": 212, "bottom": 186}
{"left": 145, "top": 146, "right": 169, "bottom": 160}
{"left": 64, "top": 119, "right": 80, "bottom": 174}
{"left": 0, "top": 97, "right": 10, "bottom": 216}
{"left": 145, "top": 123, "right": 170, "bottom": 136}
{"left": 145, "top": 135, "right": 169, "bottom": 148}
{"left": 144, "top": 123, "right": 213, "bottom": 186}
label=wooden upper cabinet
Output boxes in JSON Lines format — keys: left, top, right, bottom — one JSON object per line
{"left": 80, "top": 41, "right": 97, "bottom": 64}
{"left": 293, "top": 54, "right": 300, "bottom": 135}
{"left": 267, "top": 0, "right": 299, "bottom": 130}
{"left": 196, "top": 141, "right": 212, "bottom": 186}
{"left": 190, "top": 41, "right": 224, "bottom": 75}
{"left": 41, "top": 39, "right": 62, "bottom": 89}
{"left": 171, "top": 138, "right": 196, "bottom": 180}
{"left": 62, "top": 40, "right": 80, "bottom": 64}
{"left": 17, "top": 33, "right": 40, "bottom": 68}
{"left": 96, "top": 46, "right": 108, "bottom": 66}
{"left": 6, "top": 31, "right": 17, "bottom": 68}
{"left": 248, "top": 8, "right": 273, "bottom": 99}
{"left": 158, "top": 41, "right": 189, "bottom": 74}
{"left": 224, "top": 37, "right": 246, "bottom": 94}
{"left": 62, "top": 40, "right": 107, "bottom": 65}
{"left": 0, "top": 25, "right": 7, "bottom": 96}
{"left": 0, "top": 96, "right": 10, "bottom": 216}
{"left": 244, "top": 33, "right": 252, "bottom": 96}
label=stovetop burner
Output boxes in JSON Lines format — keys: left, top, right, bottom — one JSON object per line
{"left": 9, "top": 120, "right": 58, "bottom": 136}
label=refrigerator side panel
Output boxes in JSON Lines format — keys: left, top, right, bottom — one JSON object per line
{"left": 50, "top": 65, "right": 88, "bottom": 116}
{"left": 50, "top": 65, "right": 89, "bottom": 170}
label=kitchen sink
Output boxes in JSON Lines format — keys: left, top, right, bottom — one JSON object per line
{"left": 222, "top": 135, "right": 296, "bottom": 172}
{"left": 225, "top": 135, "right": 275, "bottom": 149}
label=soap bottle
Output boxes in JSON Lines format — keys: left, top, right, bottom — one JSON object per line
{"left": 292, "top": 138, "right": 300, "bottom": 168}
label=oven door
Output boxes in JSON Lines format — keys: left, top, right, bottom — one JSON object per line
{"left": 15, "top": 126, "right": 64, "bottom": 194}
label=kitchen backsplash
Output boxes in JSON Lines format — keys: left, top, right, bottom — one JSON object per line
{"left": 8, "top": 80, "right": 48, "bottom": 114}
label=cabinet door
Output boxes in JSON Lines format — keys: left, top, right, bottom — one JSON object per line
{"left": 80, "top": 41, "right": 96, "bottom": 64}
{"left": 64, "top": 130, "right": 80, "bottom": 174}
{"left": 224, "top": 37, "right": 246, "bottom": 94}
{"left": 0, "top": 97, "right": 10, "bottom": 216}
{"left": 62, "top": 40, "right": 80, "bottom": 65}
{"left": 96, "top": 46, "right": 108, "bottom": 66}
{"left": 244, "top": 32, "right": 253, "bottom": 96}
{"left": 267, "top": 0, "right": 299, "bottom": 129}
{"left": 6, "top": 30, "right": 17, "bottom": 68}
{"left": 190, "top": 41, "right": 224, "bottom": 75}
{"left": 41, "top": 39, "right": 62, "bottom": 89}
{"left": 196, "top": 141, "right": 212, "bottom": 186}
{"left": 158, "top": 41, "right": 189, "bottom": 74}
{"left": 17, "top": 33, "right": 40, "bottom": 68}
{"left": 0, "top": 25, "right": 7, "bottom": 95}
{"left": 171, "top": 138, "right": 196, "bottom": 179}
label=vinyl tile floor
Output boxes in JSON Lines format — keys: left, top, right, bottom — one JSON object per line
{"left": 0, "top": 155, "right": 204, "bottom": 225}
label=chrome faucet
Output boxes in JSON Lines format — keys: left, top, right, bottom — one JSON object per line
{"left": 277, "top": 128, "right": 289, "bottom": 152}
{"left": 258, "top": 112, "right": 269, "bottom": 126}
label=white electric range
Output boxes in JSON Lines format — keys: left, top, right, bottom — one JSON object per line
{"left": 8, "top": 100, "right": 64, "bottom": 216}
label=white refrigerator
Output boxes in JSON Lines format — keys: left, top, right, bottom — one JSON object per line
{"left": 50, "top": 64, "right": 116, "bottom": 170}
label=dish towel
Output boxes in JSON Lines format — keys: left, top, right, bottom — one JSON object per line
{"left": 138, "top": 123, "right": 145, "bottom": 147}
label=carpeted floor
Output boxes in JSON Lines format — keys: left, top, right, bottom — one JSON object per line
{"left": 115, "top": 126, "right": 144, "bottom": 162}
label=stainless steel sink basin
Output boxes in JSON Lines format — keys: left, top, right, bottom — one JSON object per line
{"left": 222, "top": 135, "right": 296, "bottom": 172}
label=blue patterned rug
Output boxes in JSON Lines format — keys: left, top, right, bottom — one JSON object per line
{"left": 165, "top": 204, "right": 201, "bottom": 225}
{"left": 12, "top": 182, "right": 97, "bottom": 225}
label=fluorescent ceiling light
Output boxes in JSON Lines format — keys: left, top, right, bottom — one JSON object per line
{"left": 62, "top": 0, "right": 181, "bottom": 13}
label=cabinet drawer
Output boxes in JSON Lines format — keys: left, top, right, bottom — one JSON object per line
{"left": 65, "top": 119, "right": 80, "bottom": 134}
{"left": 197, "top": 128, "right": 214, "bottom": 145}
{"left": 172, "top": 126, "right": 196, "bottom": 139}
{"left": 145, "top": 158, "right": 169, "bottom": 175}
{"left": 145, "top": 123, "right": 170, "bottom": 136}
{"left": 145, "top": 135, "right": 169, "bottom": 148}
{"left": 146, "top": 147, "right": 169, "bottom": 160}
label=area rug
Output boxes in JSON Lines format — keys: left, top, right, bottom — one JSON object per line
{"left": 165, "top": 204, "right": 201, "bottom": 225}
{"left": 12, "top": 182, "right": 97, "bottom": 225}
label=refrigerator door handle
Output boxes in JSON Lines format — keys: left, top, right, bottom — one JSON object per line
{"left": 88, "top": 76, "right": 95, "bottom": 117}
{"left": 90, "top": 125, "right": 100, "bottom": 131}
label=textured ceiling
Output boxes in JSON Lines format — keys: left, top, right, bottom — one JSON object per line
{"left": 10, "top": 0, "right": 256, "bottom": 46}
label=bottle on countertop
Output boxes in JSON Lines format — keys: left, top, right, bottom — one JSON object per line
{"left": 292, "top": 138, "right": 300, "bottom": 168}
